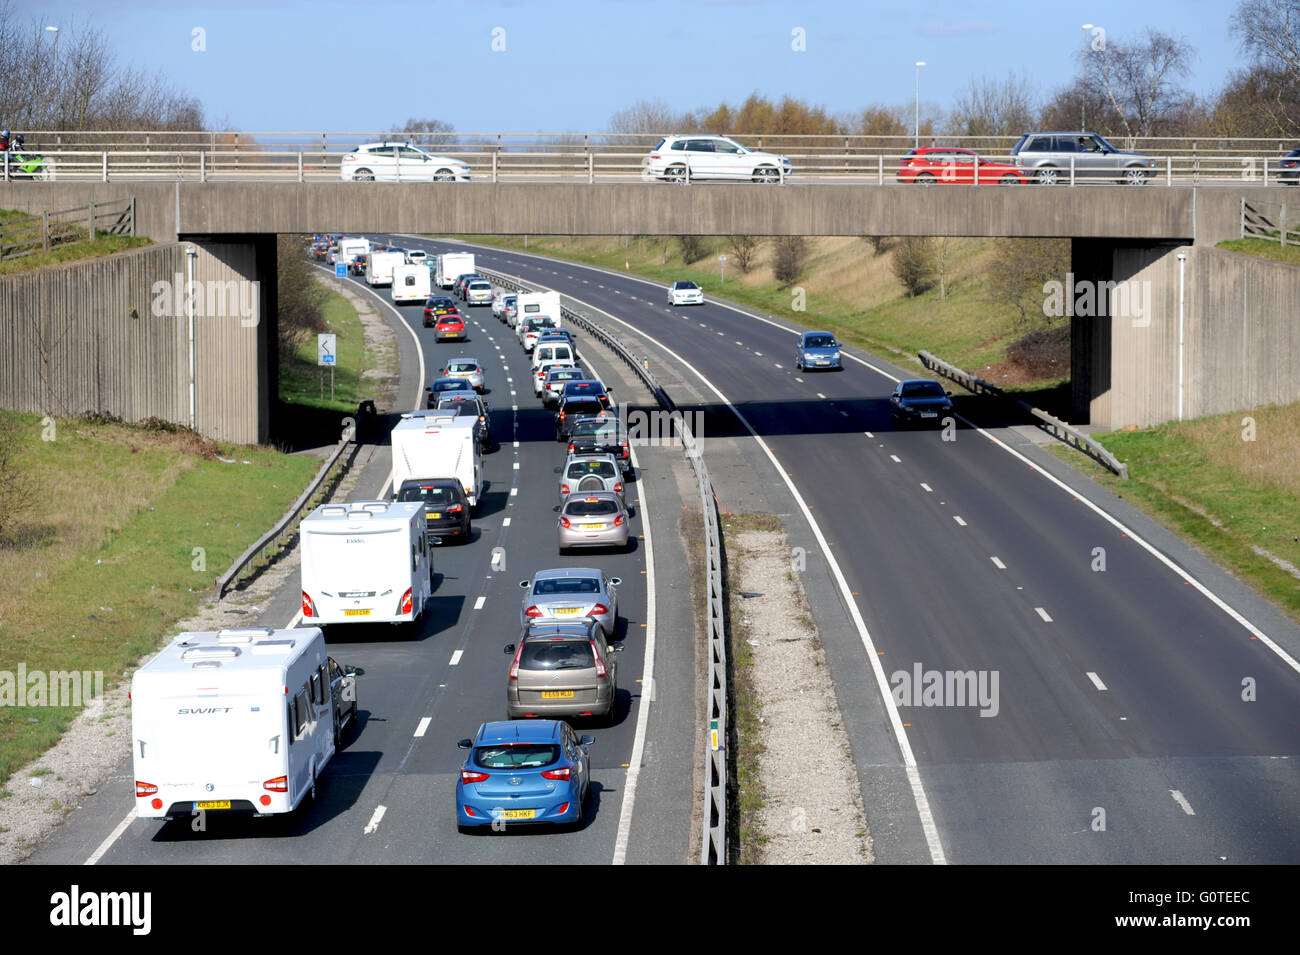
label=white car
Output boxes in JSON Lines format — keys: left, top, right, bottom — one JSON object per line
{"left": 407, "top": 250, "right": 428, "bottom": 264}
{"left": 643, "top": 134, "right": 792, "bottom": 183}
{"left": 668, "top": 281, "right": 704, "bottom": 306}
{"left": 340, "top": 142, "right": 471, "bottom": 182}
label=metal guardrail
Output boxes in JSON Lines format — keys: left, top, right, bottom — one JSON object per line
{"left": 919, "top": 350, "right": 1128, "bottom": 480}
{"left": 214, "top": 418, "right": 361, "bottom": 597}
{"left": 479, "top": 266, "right": 729, "bottom": 864}
{"left": 0, "top": 196, "right": 135, "bottom": 260}
{"left": 1241, "top": 197, "right": 1300, "bottom": 246}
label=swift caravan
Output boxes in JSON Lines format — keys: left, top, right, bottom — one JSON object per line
{"left": 435, "top": 252, "right": 475, "bottom": 289}
{"left": 366, "top": 249, "right": 407, "bottom": 287}
{"left": 391, "top": 263, "right": 433, "bottom": 304}
{"left": 299, "top": 501, "right": 432, "bottom": 626}
{"left": 131, "top": 626, "right": 352, "bottom": 820}
{"left": 390, "top": 412, "right": 484, "bottom": 511}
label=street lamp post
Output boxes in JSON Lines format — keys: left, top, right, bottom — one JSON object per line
{"left": 45, "top": 26, "right": 59, "bottom": 127}
{"left": 914, "top": 61, "right": 926, "bottom": 150}
{"left": 1080, "top": 24, "right": 1093, "bottom": 131}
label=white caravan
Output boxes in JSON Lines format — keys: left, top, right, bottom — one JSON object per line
{"left": 366, "top": 249, "right": 407, "bottom": 287}
{"left": 435, "top": 252, "right": 475, "bottom": 289}
{"left": 391, "top": 263, "right": 433, "bottom": 304}
{"left": 337, "top": 237, "right": 371, "bottom": 265}
{"left": 514, "top": 291, "right": 562, "bottom": 331}
{"left": 131, "top": 626, "right": 349, "bottom": 820}
{"left": 299, "top": 500, "right": 432, "bottom": 626}
{"left": 390, "top": 412, "right": 484, "bottom": 511}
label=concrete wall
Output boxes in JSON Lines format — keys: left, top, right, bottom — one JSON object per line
{"left": 0, "top": 240, "right": 271, "bottom": 443}
{"left": 1087, "top": 244, "right": 1300, "bottom": 429}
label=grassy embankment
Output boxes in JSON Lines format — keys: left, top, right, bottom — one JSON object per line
{"left": 0, "top": 207, "right": 150, "bottom": 276}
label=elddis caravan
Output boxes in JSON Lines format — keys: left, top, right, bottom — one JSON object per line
{"left": 299, "top": 501, "right": 433, "bottom": 626}
{"left": 390, "top": 413, "right": 484, "bottom": 511}
{"left": 131, "top": 626, "right": 354, "bottom": 820}
{"left": 392, "top": 263, "right": 432, "bottom": 304}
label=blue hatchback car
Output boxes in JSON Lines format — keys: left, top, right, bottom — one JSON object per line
{"left": 795, "top": 331, "right": 843, "bottom": 372}
{"left": 456, "top": 721, "right": 595, "bottom": 831}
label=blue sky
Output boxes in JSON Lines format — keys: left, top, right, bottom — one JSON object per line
{"left": 21, "top": 0, "right": 1245, "bottom": 133}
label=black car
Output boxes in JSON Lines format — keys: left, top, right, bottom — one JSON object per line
{"left": 555, "top": 393, "right": 611, "bottom": 441}
{"left": 328, "top": 656, "right": 359, "bottom": 747}
{"left": 1279, "top": 148, "right": 1300, "bottom": 184}
{"left": 567, "top": 414, "right": 632, "bottom": 476}
{"left": 889, "top": 379, "right": 954, "bottom": 428}
{"left": 423, "top": 296, "right": 457, "bottom": 326}
{"left": 396, "top": 478, "right": 472, "bottom": 544}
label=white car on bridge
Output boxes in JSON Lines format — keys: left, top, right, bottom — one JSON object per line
{"left": 643, "top": 134, "right": 792, "bottom": 184}
{"left": 340, "top": 142, "right": 471, "bottom": 182}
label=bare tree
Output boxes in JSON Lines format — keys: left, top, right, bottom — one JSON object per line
{"left": 677, "top": 235, "right": 706, "bottom": 264}
{"left": 772, "top": 237, "right": 809, "bottom": 288}
{"left": 985, "top": 238, "right": 1071, "bottom": 329}
{"left": 861, "top": 236, "right": 890, "bottom": 256}
{"left": 278, "top": 236, "right": 327, "bottom": 357}
{"left": 1232, "top": 0, "right": 1300, "bottom": 78}
{"left": 391, "top": 118, "right": 457, "bottom": 148}
{"left": 948, "top": 73, "right": 1038, "bottom": 139}
{"left": 1088, "top": 29, "right": 1197, "bottom": 140}
{"left": 725, "top": 235, "right": 763, "bottom": 273}
{"left": 891, "top": 238, "right": 937, "bottom": 297}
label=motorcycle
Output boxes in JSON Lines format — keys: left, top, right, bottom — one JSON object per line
{"left": 1, "top": 136, "right": 54, "bottom": 181}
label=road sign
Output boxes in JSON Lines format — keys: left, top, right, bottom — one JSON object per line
{"left": 318, "top": 334, "right": 337, "bottom": 366}
{"left": 335, "top": 263, "right": 346, "bottom": 278}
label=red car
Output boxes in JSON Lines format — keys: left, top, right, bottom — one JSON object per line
{"left": 434, "top": 313, "right": 466, "bottom": 342}
{"left": 897, "top": 147, "right": 1025, "bottom": 185}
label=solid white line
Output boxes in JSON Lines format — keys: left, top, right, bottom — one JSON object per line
{"left": 414, "top": 716, "right": 432, "bottom": 737}
{"left": 890, "top": 454, "right": 901, "bottom": 463}
{"left": 449, "top": 650, "right": 464, "bottom": 665}
{"left": 613, "top": 437, "right": 657, "bottom": 865}
{"left": 920, "top": 482, "right": 932, "bottom": 492}
{"left": 990, "top": 556, "right": 1006, "bottom": 569}
{"left": 953, "top": 515, "right": 967, "bottom": 526}
{"left": 473, "top": 596, "right": 486, "bottom": 611}
{"left": 363, "top": 804, "right": 387, "bottom": 834}
{"left": 1035, "top": 607, "right": 1053, "bottom": 622}
{"left": 84, "top": 807, "right": 135, "bottom": 865}
{"left": 1086, "top": 672, "right": 1107, "bottom": 691}
{"left": 1170, "top": 790, "right": 1196, "bottom": 815}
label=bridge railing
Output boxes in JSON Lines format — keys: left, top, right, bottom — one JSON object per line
{"left": 1241, "top": 197, "right": 1300, "bottom": 246}
{"left": 4, "top": 144, "right": 1298, "bottom": 186}
{"left": 478, "top": 265, "right": 729, "bottom": 865}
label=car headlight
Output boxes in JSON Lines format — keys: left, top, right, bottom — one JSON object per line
{"left": 804, "top": 352, "right": 816, "bottom": 360}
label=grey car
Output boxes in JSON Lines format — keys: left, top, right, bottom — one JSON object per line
{"left": 542, "top": 367, "right": 588, "bottom": 408}
{"left": 795, "top": 331, "right": 842, "bottom": 372}
{"left": 520, "top": 567, "right": 621, "bottom": 640}
{"left": 504, "top": 619, "right": 624, "bottom": 723}
{"left": 557, "top": 491, "right": 631, "bottom": 553}
{"left": 557, "top": 453, "right": 624, "bottom": 504}
{"left": 1011, "top": 132, "right": 1154, "bottom": 185}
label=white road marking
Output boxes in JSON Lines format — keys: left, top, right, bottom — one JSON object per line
{"left": 735, "top": 341, "right": 743, "bottom": 346}
{"left": 364, "top": 805, "right": 387, "bottom": 834}
{"left": 889, "top": 454, "right": 901, "bottom": 463}
{"left": 414, "top": 717, "right": 432, "bottom": 737}
{"left": 1170, "top": 790, "right": 1196, "bottom": 815}
{"left": 839, "top": 411, "right": 849, "bottom": 417}
{"left": 510, "top": 487, "right": 518, "bottom": 496}
{"left": 864, "top": 431, "right": 874, "bottom": 438}
{"left": 1086, "top": 672, "right": 1107, "bottom": 691}
{"left": 990, "top": 556, "right": 1006, "bottom": 569}
{"left": 513, "top": 441, "right": 519, "bottom": 448}
{"left": 84, "top": 808, "right": 136, "bottom": 865}
{"left": 774, "top": 363, "right": 783, "bottom": 369}
{"left": 920, "top": 482, "right": 932, "bottom": 492}
{"left": 816, "top": 393, "right": 826, "bottom": 399}
{"left": 473, "top": 596, "right": 486, "bottom": 611}
{"left": 1035, "top": 607, "right": 1053, "bottom": 622}
{"left": 795, "top": 376, "right": 804, "bottom": 382}
{"left": 513, "top": 462, "right": 520, "bottom": 469}
{"left": 953, "top": 515, "right": 967, "bottom": 526}
{"left": 502, "top": 517, "right": 511, "bottom": 526}
{"left": 449, "top": 650, "right": 464, "bottom": 665}
{"left": 754, "top": 351, "right": 763, "bottom": 357}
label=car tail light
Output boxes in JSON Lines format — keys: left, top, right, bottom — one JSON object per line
{"left": 399, "top": 588, "right": 413, "bottom": 615}
{"left": 621, "top": 443, "right": 629, "bottom": 457}
{"left": 461, "top": 769, "right": 489, "bottom": 784}
{"left": 560, "top": 515, "right": 571, "bottom": 528}
{"left": 567, "top": 442, "right": 575, "bottom": 453}
{"left": 614, "top": 514, "right": 624, "bottom": 527}
{"left": 542, "top": 766, "right": 572, "bottom": 781}
{"left": 302, "top": 591, "right": 317, "bottom": 617}
{"left": 591, "top": 640, "right": 607, "bottom": 677}
{"left": 135, "top": 781, "right": 157, "bottom": 797}
{"left": 447, "top": 503, "right": 463, "bottom": 513}
{"left": 524, "top": 605, "right": 543, "bottom": 618}
{"left": 614, "top": 482, "right": 623, "bottom": 494}
{"left": 560, "top": 483, "right": 570, "bottom": 495}
{"left": 588, "top": 603, "right": 609, "bottom": 617}
{"left": 263, "top": 775, "right": 288, "bottom": 792}
{"left": 508, "top": 641, "right": 524, "bottom": 681}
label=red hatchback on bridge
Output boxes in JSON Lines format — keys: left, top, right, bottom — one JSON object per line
{"left": 896, "top": 147, "right": 1026, "bottom": 185}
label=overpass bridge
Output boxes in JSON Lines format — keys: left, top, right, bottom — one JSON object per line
{"left": 1, "top": 181, "right": 1295, "bottom": 441}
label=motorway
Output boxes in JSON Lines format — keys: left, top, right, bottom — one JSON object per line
{"left": 29, "top": 256, "right": 699, "bottom": 866}
{"left": 411, "top": 236, "right": 1300, "bottom": 864}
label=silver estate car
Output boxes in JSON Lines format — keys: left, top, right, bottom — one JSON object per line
{"left": 1010, "top": 131, "right": 1154, "bottom": 185}
{"left": 504, "top": 619, "right": 624, "bottom": 723}
{"left": 441, "top": 358, "right": 485, "bottom": 392}
{"left": 557, "top": 453, "right": 624, "bottom": 503}
{"left": 520, "top": 567, "right": 621, "bottom": 639}
{"left": 556, "top": 492, "right": 630, "bottom": 553}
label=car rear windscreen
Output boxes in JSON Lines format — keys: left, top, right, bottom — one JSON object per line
{"left": 520, "top": 641, "right": 594, "bottom": 671}
{"left": 473, "top": 744, "right": 560, "bottom": 769}
{"left": 397, "top": 484, "right": 458, "bottom": 505}
{"left": 534, "top": 577, "right": 600, "bottom": 595}
{"left": 567, "top": 461, "right": 616, "bottom": 479}
{"left": 564, "top": 400, "right": 604, "bottom": 417}
{"left": 565, "top": 498, "right": 619, "bottom": 516}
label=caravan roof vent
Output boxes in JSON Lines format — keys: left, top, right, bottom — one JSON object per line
{"left": 346, "top": 510, "right": 374, "bottom": 520}
{"left": 320, "top": 505, "right": 348, "bottom": 517}
{"left": 181, "top": 646, "right": 240, "bottom": 661}
{"left": 216, "top": 627, "right": 273, "bottom": 644}
{"left": 250, "top": 639, "right": 296, "bottom": 655}
{"left": 361, "top": 502, "right": 389, "bottom": 514}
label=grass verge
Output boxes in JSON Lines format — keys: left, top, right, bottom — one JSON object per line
{"left": 0, "top": 208, "right": 151, "bottom": 276}
{"left": 1217, "top": 237, "right": 1300, "bottom": 266}
{"left": 1045, "top": 401, "right": 1300, "bottom": 623}
{"left": 278, "top": 284, "right": 367, "bottom": 414}
{"left": 0, "top": 410, "right": 321, "bottom": 783}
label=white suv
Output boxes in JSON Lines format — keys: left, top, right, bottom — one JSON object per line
{"left": 340, "top": 142, "right": 472, "bottom": 182}
{"left": 643, "top": 134, "right": 792, "bottom": 183}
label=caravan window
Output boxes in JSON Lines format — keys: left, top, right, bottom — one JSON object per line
{"left": 294, "top": 689, "right": 310, "bottom": 738}
{"left": 311, "top": 670, "right": 324, "bottom": 706}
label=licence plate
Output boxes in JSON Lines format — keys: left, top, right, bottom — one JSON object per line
{"left": 921, "top": 412, "right": 938, "bottom": 418}
{"left": 542, "top": 691, "right": 575, "bottom": 699}
{"left": 498, "top": 809, "right": 536, "bottom": 820}
{"left": 343, "top": 609, "right": 371, "bottom": 617}
{"left": 554, "top": 608, "right": 581, "bottom": 615}
{"left": 195, "top": 800, "right": 230, "bottom": 811}
{"left": 581, "top": 523, "right": 604, "bottom": 530}
{"left": 429, "top": 512, "right": 441, "bottom": 519}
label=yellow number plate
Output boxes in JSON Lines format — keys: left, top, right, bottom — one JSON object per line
{"left": 554, "top": 608, "right": 581, "bottom": 615}
{"left": 541, "top": 691, "right": 575, "bottom": 699}
{"left": 429, "top": 512, "right": 441, "bottom": 519}
{"left": 499, "top": 809, "right": 536, "bottom": 820}
{"left": 343, "top": 609, "right": 371, "bottom": 617}
{"left": 195, "top": 800, "right": 231, "bottom": 811}
{"left": 581, "top": 523, "right": 604, "bottom": 530}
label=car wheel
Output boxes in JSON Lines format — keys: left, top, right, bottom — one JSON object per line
{"left": 353, "top": 168, "right": 375, "bottom": 182}
{"left": 795, "top": 359, "right": 802, "bottom": 371}
{"left": 753, "top": 166, "right": 780, "bottom": 184}
{"left": 435, "top": 169, "right": 455, "bottom": 182}
{"left": 915, "top": 173, "right": 936, "bottom": 186}
{"left": 998, "top": 175, "right": 1021, "bottom": 185}
{"left": 664, "top": 164, "right": 687, "bottom": 183}
{"left": 1034, "top": 167, "right": 1060, "bottom": 185}
{"left": 1122, "top": 167, "right": 1149, "bottom": 186}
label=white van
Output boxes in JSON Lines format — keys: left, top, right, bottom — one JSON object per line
{"left": 532, "top": 340, "right": 576, "bottom": 372}
{"left": 390, "top": 412, "right": 484, "bottom": 511}
{"left": 435, "top": 252, "right": 475, "bottom": 289}
{"left": 366, "top": 250, "right": 407, "bottom": 287}
{"left": 131, "top": 626, "right": 349, "bottom": 820}
{"left": 337, "top": 237, "right": 370, "bottom": 265}
{"left": 391, "top": 263, "right": 432, "bottom": 304}
{"left": 300, "top": 501, "right": 432, "bottom": 626}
